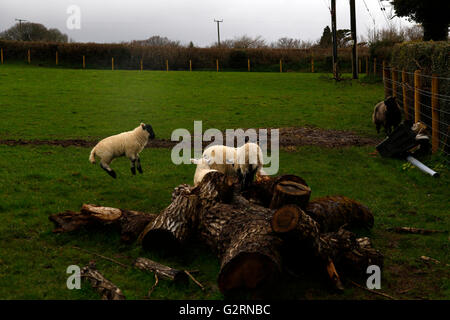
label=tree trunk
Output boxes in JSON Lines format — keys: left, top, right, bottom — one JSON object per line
{"left": 49, "top": 204, "right": 156, "bottom": 243}
{"left": 138, "top": 172, "right": 235, "bottom": 251}
{"left": 269, "top": 180, "right": 311, "bottom": 209}
{"left": 199, "top": 201, "right": 283, "bottom": 296}
{"left": 305, "top": 196, "right": 374, "bottom": 232}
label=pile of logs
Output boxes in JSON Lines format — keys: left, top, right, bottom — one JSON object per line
{"left": 50, "top": 172, "right": 383, "bottom": 298}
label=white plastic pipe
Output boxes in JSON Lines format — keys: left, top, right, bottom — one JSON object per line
{"left": 406, "top": 156, "right": 439, "bottom": 177}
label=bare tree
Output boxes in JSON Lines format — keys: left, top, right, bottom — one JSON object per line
{"left": 0, "top": 22, "right": 68, "bottom": 42}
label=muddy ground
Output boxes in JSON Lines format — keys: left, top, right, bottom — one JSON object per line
{"left": 0, "top": 127, "right": 381, "bottom": 149}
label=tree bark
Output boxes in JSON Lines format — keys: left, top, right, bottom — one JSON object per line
{"left": 138, "top": 172, "right": 235, "bottom": 251}
{"left": 270, "top": 181, "right": 311, "bottom": 210}
{"left": 81, "top": 262, "right": 126, "bottom": 300}
{"left": 49, "top": 204, "right": 156, "bottom": 243}
{"left": 305, "top": 196, "right": 374, "bottom": 232}
{"left": 135, "top": 257, "right": 188, "bottom": 282}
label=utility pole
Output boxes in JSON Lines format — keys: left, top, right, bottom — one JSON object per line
{"left": 15, "top": 18, "right": 27, "bottom": 41}
{"left": 330, "top": 0, "right": 338, "bottom": 79}
{"left": 350, "top": 0, "right": 358, "bottom": 79}
{"left": 214, "top": 19, "right": 223, "bottom": 47}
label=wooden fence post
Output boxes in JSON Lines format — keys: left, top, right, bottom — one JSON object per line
{"left": 373, "top": 58, "right": 376, "bottom": 74}
{"left": 358, "top": 58, "right": 361, "bottom": 74}
{"left": 391, "top": 68, "right": 397, "bottom": 98}
{"left": 190, "top": 60, "right": 192, "bottom": 71}
{"left": 382, "top": 61, "right": 390, "bottom": 97}
{"left": 414, "top": 69, "right": 421, "bottom": 122}
{"left": 365, "top": 56, "right": 369, "bottom": 75}
{"left": 248, "top": 59, "right": 250, "bottom": 72}
{"left": 140, "top": 59, "right": 143, "bottom": 71}
{"left": 216, "top": 59, "right": 219, "bottom": 72}
{"left": 402, "top": 70, "right": 409, "bottom": 120}
{"left": 311, "top": 57, "right": 314, "bottom": 73}
{"left": 112, "top": 57, "right": 114, "bottom": 70}
{"left": 1, "top": 48, "right": 3, "bottom": 64}
{"left": 280, "top": 59, "right": 282, "bottom": 73}
{"left": 166, "top": 60, "right": 169, "bottom": 72}
{"left": 55, "top": 51, "right": 58, "bottom": 65}
{"left": 83, "top": 55, "right": 85, "bottom": 69}
{"left": 27, "top": 49, "right": 30, "bottom": 64}
{"left": 431, "top": 75, "right": 439, "bottom": 153}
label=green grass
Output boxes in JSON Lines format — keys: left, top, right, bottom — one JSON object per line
{"left": 0, "top": 64, "right": 383, "bottom": 140}
{"left": 0, "top": 65, "right": 448, "bottom": 300}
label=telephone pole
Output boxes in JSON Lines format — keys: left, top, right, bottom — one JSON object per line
{"left": 214, "top": 19, "right": 223, "bottom": 47}
{"left": 350, "top": 0, "right": 358, "bottom": 79}
{"left": 330, "top": 0, "right": 338, "bottom": 79}
{"left": 15, "top": 18, "right": 27, "bottom": 41}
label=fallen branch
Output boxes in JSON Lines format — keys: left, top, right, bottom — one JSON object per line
{"left": 81, "top": 261, "right": 126, "bottom": 300}
{"left": 185, "top": 270, "right": 205, "bottom": 291}
{"left": 135, "top": 257, "right": 188, "bottom": 283}
{"left": 49, "top": 204, "right": 157, "bottom": 243}
{"left": 72, "top": 246, "right": 129, "bottom": 269}
{"left": 349, "top": 280, "right": 396, "bottom": 300}
{"left": 147, "top": 274, "right": 159, "bottom": 298}
{"left": 387, "top": 227, "right": 447, "bottom": 235}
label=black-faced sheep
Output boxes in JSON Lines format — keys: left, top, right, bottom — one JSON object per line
{"left": 89, "top": 123, "right": 155, "bottom": 178}
{"left": 372, "top": 96, "right": 402, "bottom": 135}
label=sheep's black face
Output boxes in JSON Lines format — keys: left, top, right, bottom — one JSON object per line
{"left": 143, "top": 124, "right": 155, "bottom": 140}
{"left": 384, "top": 96, "right": 397, "bottom": 111}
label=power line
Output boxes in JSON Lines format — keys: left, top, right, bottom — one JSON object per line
{"left": 377, "top": 0, "right": 391, "bottom": 28}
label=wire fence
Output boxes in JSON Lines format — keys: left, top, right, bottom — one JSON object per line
{"left": 379, "top": 62, "right": 450, "bottom": 165}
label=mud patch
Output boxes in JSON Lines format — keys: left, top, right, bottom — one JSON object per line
{"left": 0, "top": 127, "right": 380, "bottom": 149}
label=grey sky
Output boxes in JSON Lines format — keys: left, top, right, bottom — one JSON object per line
{"left": 0, "top": 0, "right": 413, "bottom": 46}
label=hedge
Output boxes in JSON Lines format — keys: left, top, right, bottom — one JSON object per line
{"left": 0, "top": 40, "right": 368, "bottom": 73}
{"left": 390, "top": 41, "right": 450, "bottom": 141}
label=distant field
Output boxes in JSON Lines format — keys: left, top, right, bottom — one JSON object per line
{"left": 0, "top": 64, "right": 383, "bottom": 140}
{"left": 0, "top": 65, "right": 448, "bottom": 300}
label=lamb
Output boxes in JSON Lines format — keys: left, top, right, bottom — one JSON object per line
{"left": 202, "top": 145, "right": 238, "bottom": 177}
{"left": 372, "top": 96, "right": 402, "bottom": 135}
{"left": 89, "top": 123, "right": 155, "bottom": 178}
{"left": 235, "top": 142, "right": 266, "bottom": 188}
{"left": 190, "top": 157, "right": 218, "bottom": 186}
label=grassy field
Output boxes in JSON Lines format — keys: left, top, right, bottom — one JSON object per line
{"left": 0, "top": 64, "right": 448, "bottom": 300}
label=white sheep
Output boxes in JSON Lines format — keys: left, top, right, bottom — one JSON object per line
{"left": 89, "top": 123, "right": 155, "bottom": 178}
{"left": 201, "top": 142, "right": 266, "bottom": 188}
{"left": 202, "top": 145, "right": 238, "bottom": 177}
{"left": 190, "top": 157, "right": 218, "bottom": 186}
{"left": 235, "top": 142, "right": 266, "bottom": 188}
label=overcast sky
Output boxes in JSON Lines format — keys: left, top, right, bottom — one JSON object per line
{"left": 0, "top": 0, "right": 414, "bottom": 46}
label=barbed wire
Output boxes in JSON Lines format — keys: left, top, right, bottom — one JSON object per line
{"left": 383, "top": 78, "right": 450, "bottom": 106}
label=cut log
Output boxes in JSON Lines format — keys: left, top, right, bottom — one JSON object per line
{"left": 138, "top": 172, "right": 235, "bottom": 252}
{"left": 134, "top": 257, "right": 188, "bottom": 282}
{"left": 271, "top": 205, "right": 343, "bottom": 289}
{"left": 81, "top": 261, "right": 126, "bottom": 300}
{"left": 321, "top": 228, "right": 384, "bottom": 275}
{"left": 269, "top": 181, "right": 311, "bottom": 210}
{"left": 138, "top": 171, "right": 235, "bottom": 251}
{"left": 49, "top": 204, "right": 156, "bottom": 243}
{"left": 202, "top": 203, "right": 282, "bottom": 296}
{"left": 305, "top": 196, "right": 374, "bottom": 232}
{"left": 243, "top": 174, "right": 309, "bottom": 208}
